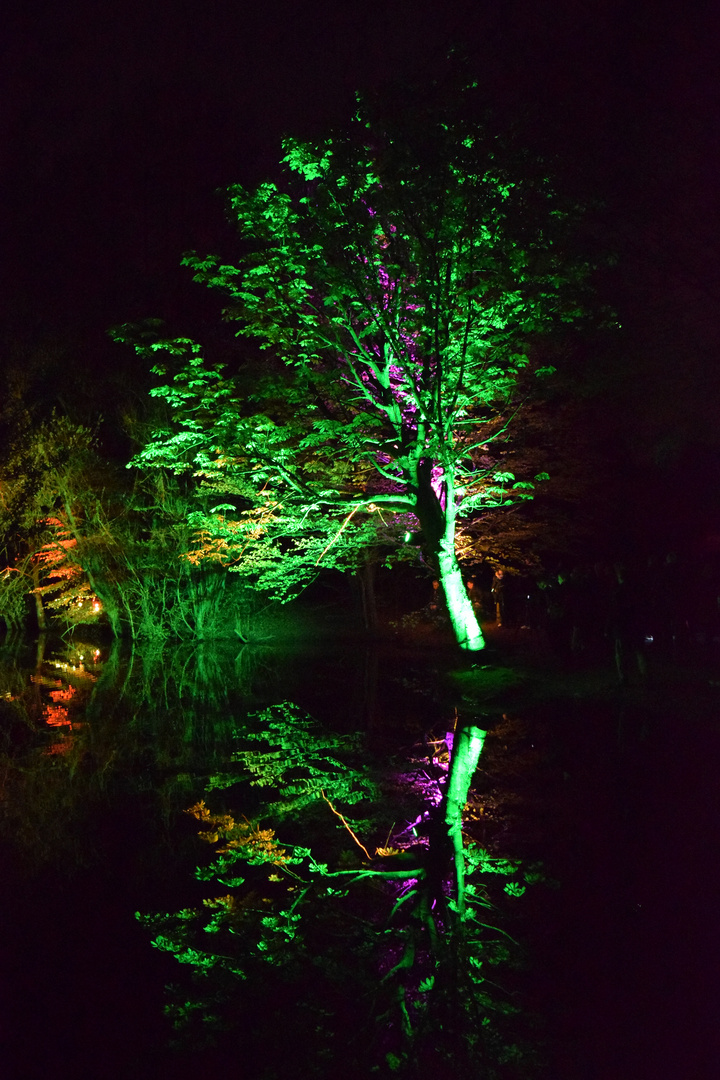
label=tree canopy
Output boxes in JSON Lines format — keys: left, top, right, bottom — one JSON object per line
{"left": 118, "top": 91, "right": 597, "bottom": 648}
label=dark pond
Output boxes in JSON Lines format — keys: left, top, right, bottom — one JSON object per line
{"left": 1, "top": 630, "right": 719, "bottom": 1080}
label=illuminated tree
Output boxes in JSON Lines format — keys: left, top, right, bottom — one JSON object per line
{"left": 0, "top": 415, "right": 107, "bottom": 632}
{"left": 121, "top": 91, "right": 593, "bottom": 649}
{"left": 0, "top": 400, "right": 262, "bottom": 639}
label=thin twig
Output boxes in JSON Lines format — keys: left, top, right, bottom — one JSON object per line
{"left": 314, "top": 507, "right": 359, "bottom": 566}
{"left": 320, "top": 789, "right": 372, "bottom": 860}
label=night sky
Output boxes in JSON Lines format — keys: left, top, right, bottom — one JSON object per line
{"left": 2, "top": 0, "right": 720, "bottom": 547}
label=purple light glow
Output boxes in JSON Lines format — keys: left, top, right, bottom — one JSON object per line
{"left": 431, "top": 464, "right": 446, "bottom": 509}
{"left": 342, "top": 223, "right": 459, "bottom": 532}
{"left": 396, "top": 876, "right": 420, "bottom": 899}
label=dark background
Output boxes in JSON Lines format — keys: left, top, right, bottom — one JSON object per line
{"left": 2, "top": 0, "right": 720, "bottom": 548}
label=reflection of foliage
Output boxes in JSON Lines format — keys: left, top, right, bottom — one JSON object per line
{"left": 0, "top": 641, "right": 102, "bottom": 864}
{"left": 138, "top": 703, "right": 537, "bottom": 1077}
{"left": 187, "top": 801, "right": 293, "bottom": 865}
{"left": 215, "top": 701, "right": 379, "bottom": 818}
{"left": 0, "top": 638, "right": 238, "bottom": 872}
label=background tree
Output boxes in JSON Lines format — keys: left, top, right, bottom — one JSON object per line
{"left": 0, "top": 406, "right": 257, "bottom": 640}
{"left": 120, "top": 89, "right": 595, "bottom": 650}
{"left": 0, "top": 414, "right": 105, "bottom": 632}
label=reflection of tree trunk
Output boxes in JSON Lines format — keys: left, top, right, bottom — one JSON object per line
{"left": 34, "top": 634, "right": 48, "bottom": 671}
{"left": 29, "top": 633, "right": 49, "bottom": 715}
{"left": 442, "top": 722, "right": 487, "bottom": 917}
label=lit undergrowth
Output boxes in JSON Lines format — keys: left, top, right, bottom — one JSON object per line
{"left": 137, "top": 702, "right": 542, "bottom": 1078}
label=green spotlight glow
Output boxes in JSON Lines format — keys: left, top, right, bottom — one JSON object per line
{"left": 439, "top": 557, "right": 485, "bottom": 651}
{"left": 445, "top": 723, "right": 487, "bottom": 914}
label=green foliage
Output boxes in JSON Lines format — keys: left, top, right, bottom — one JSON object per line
{"left": 0, "top": 405, "right": 262, "bottom": 638}
{"left": 113, "top": 328, "right": 395, "bottom": 601}
{"left": 0, "top": 414, "right": 107, "bottom": 631}
{"left": 0, "top": 560, "right": 31, "bottom": 633}
{"left": 226, "top": 701, "right": 378, "bottom": 812}
{"left": 136, "top": 700, "right": 540, "bottom": 1076}
{"left": 117, "top": 90, "right": 599, "bottom": 639}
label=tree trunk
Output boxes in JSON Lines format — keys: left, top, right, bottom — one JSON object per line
{"left": 437, "top": 542, "right": 485, "bottom": 651}
{"left": 358, "top": 555, "right": 378, "bottom": 633}
{"left": 415, "top": 461, "right": 485, "bottom": 651}
{"left": 31, "top": 563, "right": 47, "bottom": 632}
{"left": 436, "top": 487, "right": 485, "bottom": 652}
{"left": 362, "top": 645, "right": 379, "bottom": 729}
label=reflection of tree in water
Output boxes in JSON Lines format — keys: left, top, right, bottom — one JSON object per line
{"left": 139, "top": 696, "right": 540, "bottom": 1078}
{"left": 0, "top": 637, "right": 103, "bottom": 863}
{"left": 0, "top": 636, "right": 543, "bottom": 1076}
{"left": 0, "top": 637, "right": 266, "bottom": 868}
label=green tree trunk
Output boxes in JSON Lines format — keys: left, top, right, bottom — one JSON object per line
{"left": 417, "top": 464, "right": 485, "bottom": 652}
{"left": 437, "top": 543, "right": 484, "bottom": 652}
{"left": 443, "top": 722, "right": 487, "bottom": 917}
